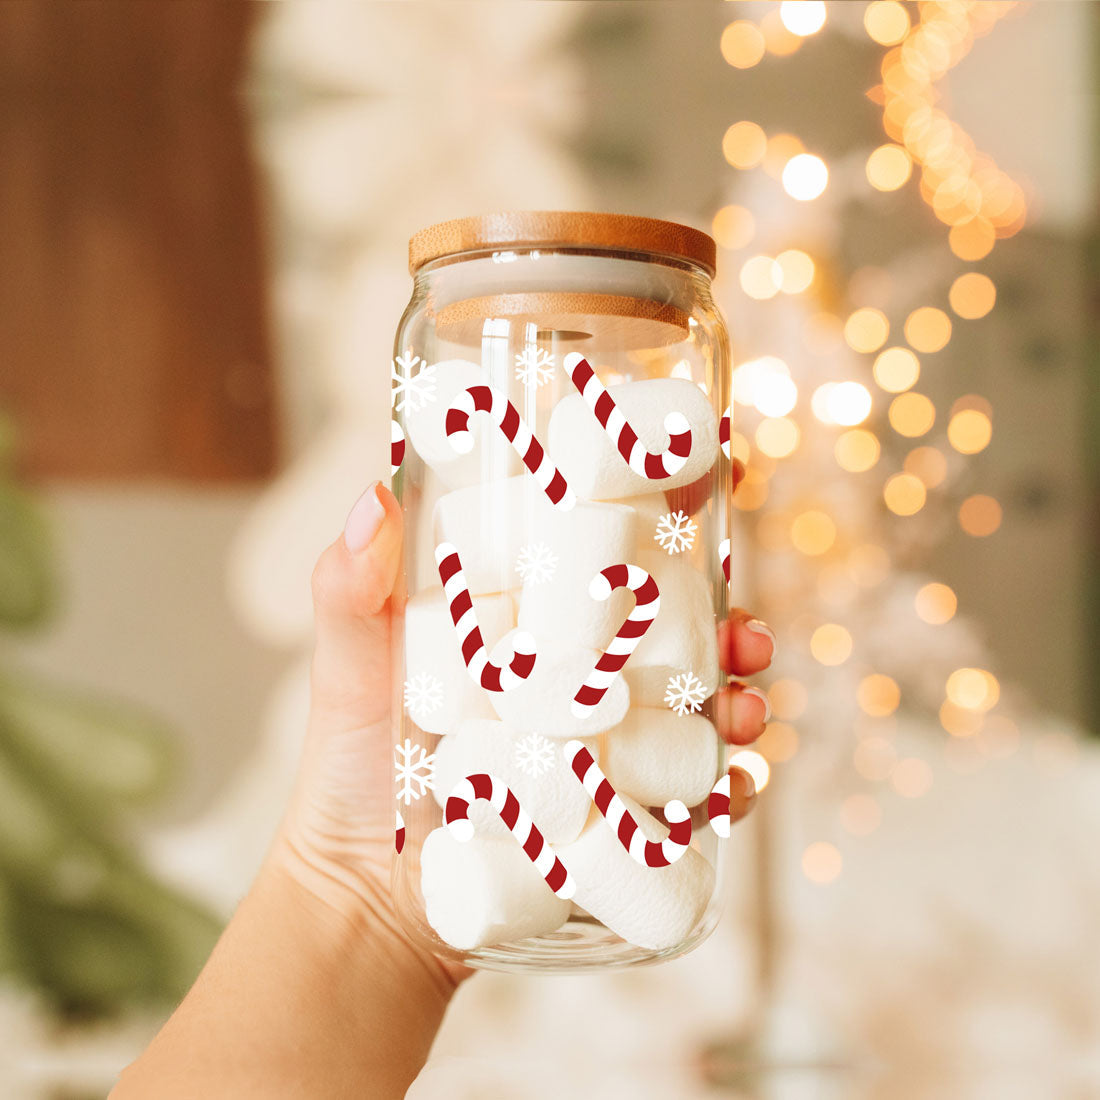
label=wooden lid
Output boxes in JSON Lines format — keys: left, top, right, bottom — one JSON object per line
{"left": 409, "top": 210, "right": 716, "bottom": 277}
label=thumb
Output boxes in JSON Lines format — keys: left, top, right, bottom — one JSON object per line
{"left": 307, "top": 481, "right": 403, "bottom": 734}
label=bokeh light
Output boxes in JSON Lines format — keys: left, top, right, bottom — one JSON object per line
{"left": 762, "top": 8, "right": 803, "bottom": 56}
{"left": 779, "top": 0, "right": 826, "bottom": 36}
{"left": 768, "top": 678, "right": 808, "bottom": 720}
{"left": 949, "top": 272, "right": 997, "bottom": 319}
{"left": 817, "top": 381, "right": 872, "bottom": 426}
{"left": 754, "top": 373, "right": 798, "bottom": 417}
{"left": 884, "top": 472, "right": 927, "bottom": 515}
{"left": 757, "top": 721, "right": 799, "bottom": 763}
{"left": 873, "top": 346, "right": 920, "bottom": 392}
{"left": 782, "top": 153, "right": 829, "bottom": 200}
{"left": 740, "top": 255, "right": 783, "bottom": 299}
{"left": 858, "top": 673, "right": 901, "bottom": 717}
{"left": 722, "top": 121, "right": 768, "bottom": 169}
{"left": 888, "top": 392, "right": 936, "bottom": 437}
{"left": 777, "top": 249, "right": 815, "bottom": 293}
{"left": 811, "top": 623, "right": 853, "bottom": 665}
{"left": 864, "top": 0, "right": 910, "bottom": 45}
{"left": 844, "top": 307, "right": 890, "bottom": 353}
{"left": 959, "top": 494, "right": 1002, "bottom": 536}
{"left": 802, "top": 841, "right": 842, "bottom": 884}
{"left": 840, "top": 794, "right": 882, "bottom": 836}
{"left": 904, "top": 307, "right": 952, "bottom": 353}
{"left": 949, "top": 218, "right": 996, "bottom": 261}
{"left": 904, "top": 445, "right": 947, "bottom": 488}
{"left": 915, "top": 581, "right": 957, "bottom": 624}
{"left": 948, "top": 408, "right": 993, "bottom": 454}
{"left": 946, "top": 667, "right": 1000, "bottom": 711}
{"left": 940, "top": 699, "right": 984, "bottom": 738}
{"left": 721, "top": 20, "right": 766, "bottom": 68}
{"left": 764, "top": 133, "right": 805, "bottom": 178}
{"left": 712, "top": 204, "right": 756, "bottom": 250}
{"left": 791, "top": 510, "right": 837, "bottom": 556}
{"left": 835, "top": 429, "right": 881, "bottom": 472}
{"left": 866, "top": 143, "right": 913, "bottom": 191}
{"left": 728, "top": 749, "right": 770, "bottom": 792}
{"left": 756, "top": 416, "right": 801, "bottom": 457}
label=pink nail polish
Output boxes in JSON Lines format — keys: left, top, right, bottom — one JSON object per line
{"left": 741, "top": 685, "right": 772, "bottom": 723}
{"left": 344, "top": 482, "right": 385, "bottom": 553}
{"left": 744, "top": 618, "right": 777, "bottom": 657}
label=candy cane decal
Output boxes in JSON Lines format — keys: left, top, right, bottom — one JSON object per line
{"left": 564, "top": 741, "right": 691, "bottom": 867}
{"left": 445, "top": 773, "right": 575, "bottom": 899}
{"left": 720, "top": 405, "right": 731, "bottom": 461}
{"left": 571, "top": 564, "right": 660, "bottom": 718}
{"left": 707, "top": 772, "right": 733, "bottom": 838}
{"left": 720, "top": 538, "right": 731, "bottom": 584}
{"left": 435, "top": 542, "right": 537, "bottom": 692}
{"left": 395, "top": 809, "right": 406, "bottom": 854}
{"left": 391, "top": 420, "right": 405, "bottom": 476}
{"left": 563, "top": 352, "right": 692, "bottom": 480}
{"left": 446, "top": 385, "right": 575, "bottom": 510}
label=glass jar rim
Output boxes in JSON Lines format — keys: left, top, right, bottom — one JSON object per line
{"left": 408, "top": 210, "right": 717, "bottom": 278}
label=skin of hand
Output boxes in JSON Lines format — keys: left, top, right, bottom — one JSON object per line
{"left": 113, "top": 468, "right": 775, "bottom": 1099}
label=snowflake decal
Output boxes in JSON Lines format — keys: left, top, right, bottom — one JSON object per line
{"left": 515, "top": 542, "right": 559, "bottom": 586}
{"left": 403, "top": 672, "right": 444, "bottom": 719}
{"left": 514, "top": 347, "right": 555, "bottom": 388}
{"left": 390, "top": 351, "right": 437, "bottom": 412}
{"left": 665, "top": 671, "right": 707, "bottom": 716}
{"left": 515, "top": 732, "right": 557, "bottom": 778}
{"left": 654, "top": 510, "right": 698, "bottom": 555}
{"left": 394, "top": 738, "right": 436, "bottom": 805}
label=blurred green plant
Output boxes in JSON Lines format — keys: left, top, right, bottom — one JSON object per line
{"left": 0, "top": 412, "right": 220, "bottom": 1018}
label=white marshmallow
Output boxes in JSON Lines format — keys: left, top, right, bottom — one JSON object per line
{"left": 404, "top": 587, "right": 515, "bottom": 734}
{"left": 558, "top": 794, "right": 715, "bottom": 950}
{"left": 516, "top": 499, "right": 636, "bottom": 648}
{"left": 624, "top": 550, "right": 721, "bottom": 707}
{"left": 603, "top": 707, "right": 722, "bottom": 808}
{"left": 547, "top": 378, "right": 719, "bottom": 500}
{"left": 420, "top": 826, "right": 571, "bottom": 950}
{"left": 405, "top": 359, "right": 519, "bottom": 489}
{"left": 432, "top": 721, "right": 596, "bottom": 844}
{"left": 487, "top": 632, "right": 630, "bottom": 738}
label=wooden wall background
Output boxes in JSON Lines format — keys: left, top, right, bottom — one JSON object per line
{"left": 0, "top": 2, "right": 275, "bottom": 481}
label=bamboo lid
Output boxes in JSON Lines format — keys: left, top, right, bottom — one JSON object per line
{"left": 408, "top": 210, "right": 716, "bottom": 277}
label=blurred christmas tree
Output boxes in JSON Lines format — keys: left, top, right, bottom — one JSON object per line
{"left": 0, "top": 411, "right": 219, "bottom": 1019}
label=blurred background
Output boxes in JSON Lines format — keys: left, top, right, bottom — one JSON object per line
{"left": 1, "top": 1, "right": 1097, "bottom": 1096}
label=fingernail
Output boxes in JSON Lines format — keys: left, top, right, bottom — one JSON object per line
{"left": 744, "top": 618, "right": 777, "bottom": 657}
{"left": 734, "top": 766, "right": 757, "bottom": 800}
{"left": 344, "top": 482, "right": 385, "bottom": 553}
{"left": 741, "top": 685, "right": 772, "bottom": 724}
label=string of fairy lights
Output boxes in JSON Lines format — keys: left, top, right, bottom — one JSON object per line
{"left": 714, "top": 0, "right": 1033, "bottom": 885}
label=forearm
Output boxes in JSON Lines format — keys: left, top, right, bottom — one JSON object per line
{"left": 112, "top": 858, "right": 456, "bottom": 1099}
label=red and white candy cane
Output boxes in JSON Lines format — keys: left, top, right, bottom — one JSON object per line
{"left": 564, "top": 352, "right": 692, "bottom": 480}
{"left": 445, "top": 773, "right": 575, "bottom": 899}
{"left": 435, "top": 542, "right": 537, "bottom": 692}
{"left": 391, "top": 420, "right": 405, "bottom": 476}
{"left": 720, "top": 405, "right": 731, "bottom": 461}
{"left": 719, "top": 538, "right": 731, "bottom": 584}
{"left": 395, "top": 809, "right": 406, "bottom": 854}
{"left": 571, "top": 564, "right": 660, "bottom": 718}
{"left": 564, "top": 741, "right": 692, "bottom": 867}
{"left": 445, "top": 385, "right": 575, "bottom": 510}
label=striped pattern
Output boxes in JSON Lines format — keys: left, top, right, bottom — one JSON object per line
{"left": 435, "top": 542, "right": 537, "bottom": 692}
{"left": 571, "top": 564, "right": 660, "bottom": 718}
{"left": 720, "top": 405, "right": 731, "bottom": 461}
{"left": 564, "top": 352, "right": 692, "bottom": 481}
{"left": 707, "top": 772, "right": 732, "bottom": 839}
{"left": 391, "top": 420, "right": 405, "bottom": 476}
{"left": 395, "top": 808, "right": 406, "bottom": 854}
{"left": 445, "top": 384, "right": 575, "bottom": 510}
{"left": 564, "top": 741, "right": 692, "bottom": 867}
{"left": 445, "top": 773, "right": 575, "bottom": 900}
{"left": 719, "top": 538, "right": 731, "bottom": 584}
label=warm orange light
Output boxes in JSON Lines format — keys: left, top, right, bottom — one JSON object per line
{"left": 768, "top": 678, "right": 808, "bottom": 720}
{"left": 959, "top": 494, "right": 1002, "bottom": 536}
{"left": 864, "top": 1, "right": 911, "bottom": 46}
{"left": 777, "top": 249, "right": 815, "bottom": 293}
{"left": 782, "top": 154, "right": 829, "bottom": 201}
{"left": 915, "top": 582, "right": 957, "bottom": 624}
{"left": 733, "top": 468, "right": 769, "bottom": 511}
{"left": 740, "top": 255, "right": 783, "bottom": 300}
{"left": 904, "top": 445, "right": 947, "bottom": 488}
{"left": 866, "top": 143, "right": 913, "bottom": 191}
{"left": 835, "top": 429, "right": 881, "bottom": 473}
{"left": 721, "top": 20, "right": 767, "bottom": 68}
{"left": 811, "top": 623, "right": 853, "bottom": 665}
{"left": 949, "top": 272, "right": 996, "bottom": 319}
{"left": 946, "top": 667, "right": 1000, "bottom": 711}
{"left": 888, "top": 392, "right": 936, "bottom": 437}
{"left": 779, "top": 0, "right": 826, "bottom": 36}
{"left": 873, "top": 347, "right": 920, "bottom": 392}
{"left": 763, "top": 133, "right": 805, "bottom": 178}
{"left": 949, "top": 217, "right": 996, "bottom": 261}
{"left": 940, "top": 699, "right": 984, "bottom": 738}
{"left": 884, "top": 472, "right": 927, "bottom": 515}
{"left": 712, "top": 204, "right": 756, "bottom": 250}
{"left": 762, "top": 8, "right": 804, "bottom": 55}
{"left": 904, "top": 307, "right": 952, "bottom": 353}
{"left": 722, "top": 121, "right": 768, "bottom": 169}
{"left": 791, "top": 510, "right": 837, "bottom": 556}
{"left": 802, "top": 841, "right": 842, "bottom": 884}
{"left": 844, "top": 307, "right": 890, "bottom": 353}
{"left": 757, "top": 721, "right": 800, "bottom": 763}
{"left": 858, "top": 674, "right": 901, "bottom": 717}
{"left": 756, "top": 416, "right": 801, "bottom": 458}
{"left": 948, "top": 409, "right": 992, "bottom": 454}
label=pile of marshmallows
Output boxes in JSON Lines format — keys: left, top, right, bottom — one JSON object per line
{"left": 404, "top": 356, "right": 725, "bottom": 953}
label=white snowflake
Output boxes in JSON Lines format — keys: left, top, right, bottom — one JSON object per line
{"left": 394, "top": 738, "right": 436, "bottom": 805}
{"left": 514, "top": 346, "right": 555, "bottom": 388}
{"left": 514, "top": 542, "right": 559, "bottom": 586}
{"left": 390, "top": 352, "right": 437, "bottom": 412}
{"left": 514, "top": 732, "right": 556, "bottom": 778}
{"left": 664, "top": 671, "right": 707, "bottom": 716}
{"left": 654, "top": 510, "right": 698, "bottom": 555}
{"left": 403, "top": 672, "right": 444, "bottom": 719}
